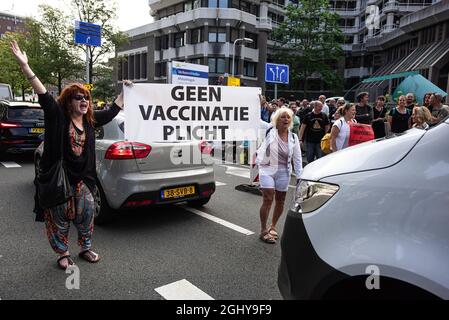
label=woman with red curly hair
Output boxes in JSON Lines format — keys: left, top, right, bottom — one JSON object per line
{"left": 10, "top": 41, "right": 131, "bottom": 270}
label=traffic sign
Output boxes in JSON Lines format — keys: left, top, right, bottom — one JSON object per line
{"left": 265, "top": 63, "right": 289, "bottom": 84}
{"left": 74, "top": 21, "right": 102, "bottom": 47}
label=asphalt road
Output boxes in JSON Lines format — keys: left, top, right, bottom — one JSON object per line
{"left": 0, "top": 152, "right": 298, "bottom": 300}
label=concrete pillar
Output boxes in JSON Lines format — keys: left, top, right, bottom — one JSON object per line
{"left": 203, "top": 22, "right": 209, "bottom": 66}
{"left": 168, "top": 30, "right": 174, "bottom": 48}
{"left": 186, "top": 27, "right": 192, "bottom": 45}
{"left": 429, "top": 66, "right": 439, "bottom": 84}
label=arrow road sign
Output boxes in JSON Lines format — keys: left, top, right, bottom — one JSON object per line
{"left": 265, "top": 63, "right": 289, "bottom": 84}
{"left": 74, "top": 21, "right": 102, "bottom": 47}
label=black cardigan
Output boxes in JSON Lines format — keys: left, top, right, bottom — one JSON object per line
{"left": 34, "top": 92, "right": 121, "bottom": 221}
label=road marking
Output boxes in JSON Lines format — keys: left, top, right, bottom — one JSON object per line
{"left": 0, "top": 162, "right": 21, "bottom": 168}
{"left": 216, "top": 181, "right": 226, "bottom": 186}
{"left": 155, "top": 279, "right": 214, "bottom": 300}
{"left": 181, "top": 206, "right": 254, "bottom": 236}
{"left": 222, "top": 165, "right": 250, "bottom": 179}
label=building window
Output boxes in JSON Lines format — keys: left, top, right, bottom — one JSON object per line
{"left": 208, "top": 57, "right": 226, "bottom": 73}
{"left": 244, "top": 31, "right": 257, "bottom": 48}
{"left": 190, "top": 57, "right": 204, "bottom": 65}
{"left": 129, "top": 55, "right": 135, "bottom": 80}
{"left": 209, "top": 27, "right": 226, "bottom": 43}
{"left": 141, "top": 53, "right": 147, "bottom": 79}
{"left": 174, "top": 32, "right": 186, "bottom": 48}
{"left": 161, "top": 35, "right": 169, "bottom": 49}
{"left": 208, "top": 0, "right": 228, "bottom": 8}
{"left": 118, "top": 59, "right": 123, "bottom": 81}
{"left": 123, "top": 57, "right": 129, "bottom": 80}
{"left": 155, "top": 62, "right": 167, "bottom": 77}
{"left": 134, "top": 54, "right": 141, "bottom": 79}
{"left": 191, "top": 27, "right": 204, "bottom": 44}
{"left": 244, "top": 61, "right": 256, "bottom": 77}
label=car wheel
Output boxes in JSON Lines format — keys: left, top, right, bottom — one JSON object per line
{"left": 93, "top": 183, "right": 113, "bottom": 225}
{"left": 188, "top": 197, "right": 211, "bottom": 208}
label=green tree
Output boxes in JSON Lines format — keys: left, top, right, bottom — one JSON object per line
{"left": 272, "top": 0, "right": 344, "bottom": 97}
{"left": 0, "top": 32, "right": 30, "bottom": 99}
{"left": 92, "top": 62, "right": 115, "bottom": 102}
{"left": 30, "top": 5, "right": 82, "bottom": 94}
{"left": 71, "top": 0, "right": 128, "bottom": 84}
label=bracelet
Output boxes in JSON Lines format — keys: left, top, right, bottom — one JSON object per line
{"left": 27, "top": 74, "right": 37, "bottom": 81}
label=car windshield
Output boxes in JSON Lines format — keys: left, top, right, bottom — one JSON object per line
{"left": 8, "top": 108, "right": 44, "bottom": 120}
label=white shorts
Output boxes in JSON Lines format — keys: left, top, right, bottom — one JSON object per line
{"left": 259, "top": 168, "right": 290, "bottom": 192}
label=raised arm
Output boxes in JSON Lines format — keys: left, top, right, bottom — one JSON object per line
{"left": 10, "top": 41, "right": 46, "bottom": 95}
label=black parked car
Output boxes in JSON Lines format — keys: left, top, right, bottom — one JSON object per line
{"left": 0, "top": 100, "right": 44, "bottom": 157}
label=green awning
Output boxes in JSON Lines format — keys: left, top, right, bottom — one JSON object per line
{"left": 362, "top": 71, "right": 420, "bottom": 83}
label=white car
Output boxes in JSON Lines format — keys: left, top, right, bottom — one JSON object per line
{"left": 278, "top": 117, "right": 449, "bottom": 299}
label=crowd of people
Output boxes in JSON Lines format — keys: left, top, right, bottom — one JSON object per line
{"left": 260, "top": 91, "right": 449, "bottom": 163}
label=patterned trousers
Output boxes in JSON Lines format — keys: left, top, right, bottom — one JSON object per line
{"left": 44, "top": 181, "right": 95, "bottom": 255}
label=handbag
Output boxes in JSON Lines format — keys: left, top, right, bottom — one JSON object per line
{"left": 36, "top": 133, "right": 73, "bottom": 209}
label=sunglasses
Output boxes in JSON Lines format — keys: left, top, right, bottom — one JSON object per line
{"left": 73, "top": 94, "right": 89, "bottom": 101}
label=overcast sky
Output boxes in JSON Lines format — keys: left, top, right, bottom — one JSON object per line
{"left": 0, "top": 0, "right": 153, "bottom": 31}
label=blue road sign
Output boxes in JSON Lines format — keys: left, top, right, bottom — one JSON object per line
{"left": 74, "top": 21, "right": 102, "bottom": 47}
{"left": 265, "top": 63, "right": 289, "bottom": 84}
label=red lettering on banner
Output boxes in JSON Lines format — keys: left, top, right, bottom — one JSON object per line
{"left": 348, "top": 122, "right": 375, "bottom": 147}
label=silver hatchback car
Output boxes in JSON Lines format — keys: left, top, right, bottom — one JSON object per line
{"left": 34, "top": 112, "right": 216, "bottom": 223}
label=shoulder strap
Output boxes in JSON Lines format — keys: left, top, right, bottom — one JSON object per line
{"left": 265, "top": 126, "right": 273, "bottom": 137}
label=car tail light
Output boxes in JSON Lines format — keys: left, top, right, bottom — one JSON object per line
{"left": 0, "top": 121, "right": 21, "bottom": 129}
{"left": 199, "top": 141, "right": 213, "bottom": 155}
{"left": 105, "top": 142, "right": 152, "bottom": 160}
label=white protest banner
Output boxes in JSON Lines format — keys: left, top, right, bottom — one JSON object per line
{"left": 124, "top": 84, "right": 261, "bottom": 143}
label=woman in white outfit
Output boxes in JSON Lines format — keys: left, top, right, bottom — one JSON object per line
{"left": 256, "top": 107, "right": 303, "bottom": 244}
{"left": 330, "top": 104, "right": 357, "bottom": 152}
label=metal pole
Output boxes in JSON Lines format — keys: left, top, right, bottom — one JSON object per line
{"left": 232, "top": 39, "right": 239, "bottom": 78}
{"left": 86, "top": 46, "right": 90, "bottom": 84}
{"left": 275, "top": 83, "right": 278, "bottom": 100}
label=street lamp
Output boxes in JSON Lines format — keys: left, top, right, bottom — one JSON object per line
{"left": 232, "top": 38, "right": 254, "bottom": 78}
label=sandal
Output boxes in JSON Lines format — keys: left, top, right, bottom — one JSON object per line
{"left": 269, "top": 227, "right": 278, "bottom": 240}
{"left": 259, "top": 231, "right": 276, "bottom": 244}
{"left": 57, "top": 255, "right": 75, "bottom": 270}
{"left": 79, "top": 250, "right": 101, "bottom": 263}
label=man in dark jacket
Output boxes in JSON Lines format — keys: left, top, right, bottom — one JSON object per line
{"left": 355, "top": 92, "right": 374, "bottom": 124}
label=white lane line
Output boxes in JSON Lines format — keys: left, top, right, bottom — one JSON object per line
{"left": 155, "top": 279, "right": 214, "bottom": 300}
{"left": 0, "top": 162, "right": 21, "bottom": 168}
{"left": 182, "top": 206, "right": 255, "bottom": 236}
{"left": 216, "top": 181, "right": 226, "bottom": 186}
{"left": 222, "top": 165, "right": 250, "bottom": 179}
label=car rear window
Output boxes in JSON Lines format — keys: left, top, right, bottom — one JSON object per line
{"left": 118, "top": 121, "right": 124, "bottom": 133}
{"left": 7, "top": 108, "right": 44, "bottom": 120}
{"left": 0, "top": 86, "right": 12, "bottom": 100}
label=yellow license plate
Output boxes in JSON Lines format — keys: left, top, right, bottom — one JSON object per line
{"left": 30, "top": 128, "right": 44, "bottom": 133}
{"left": 163, "top": 186, "right": 195, "bottom": 199}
